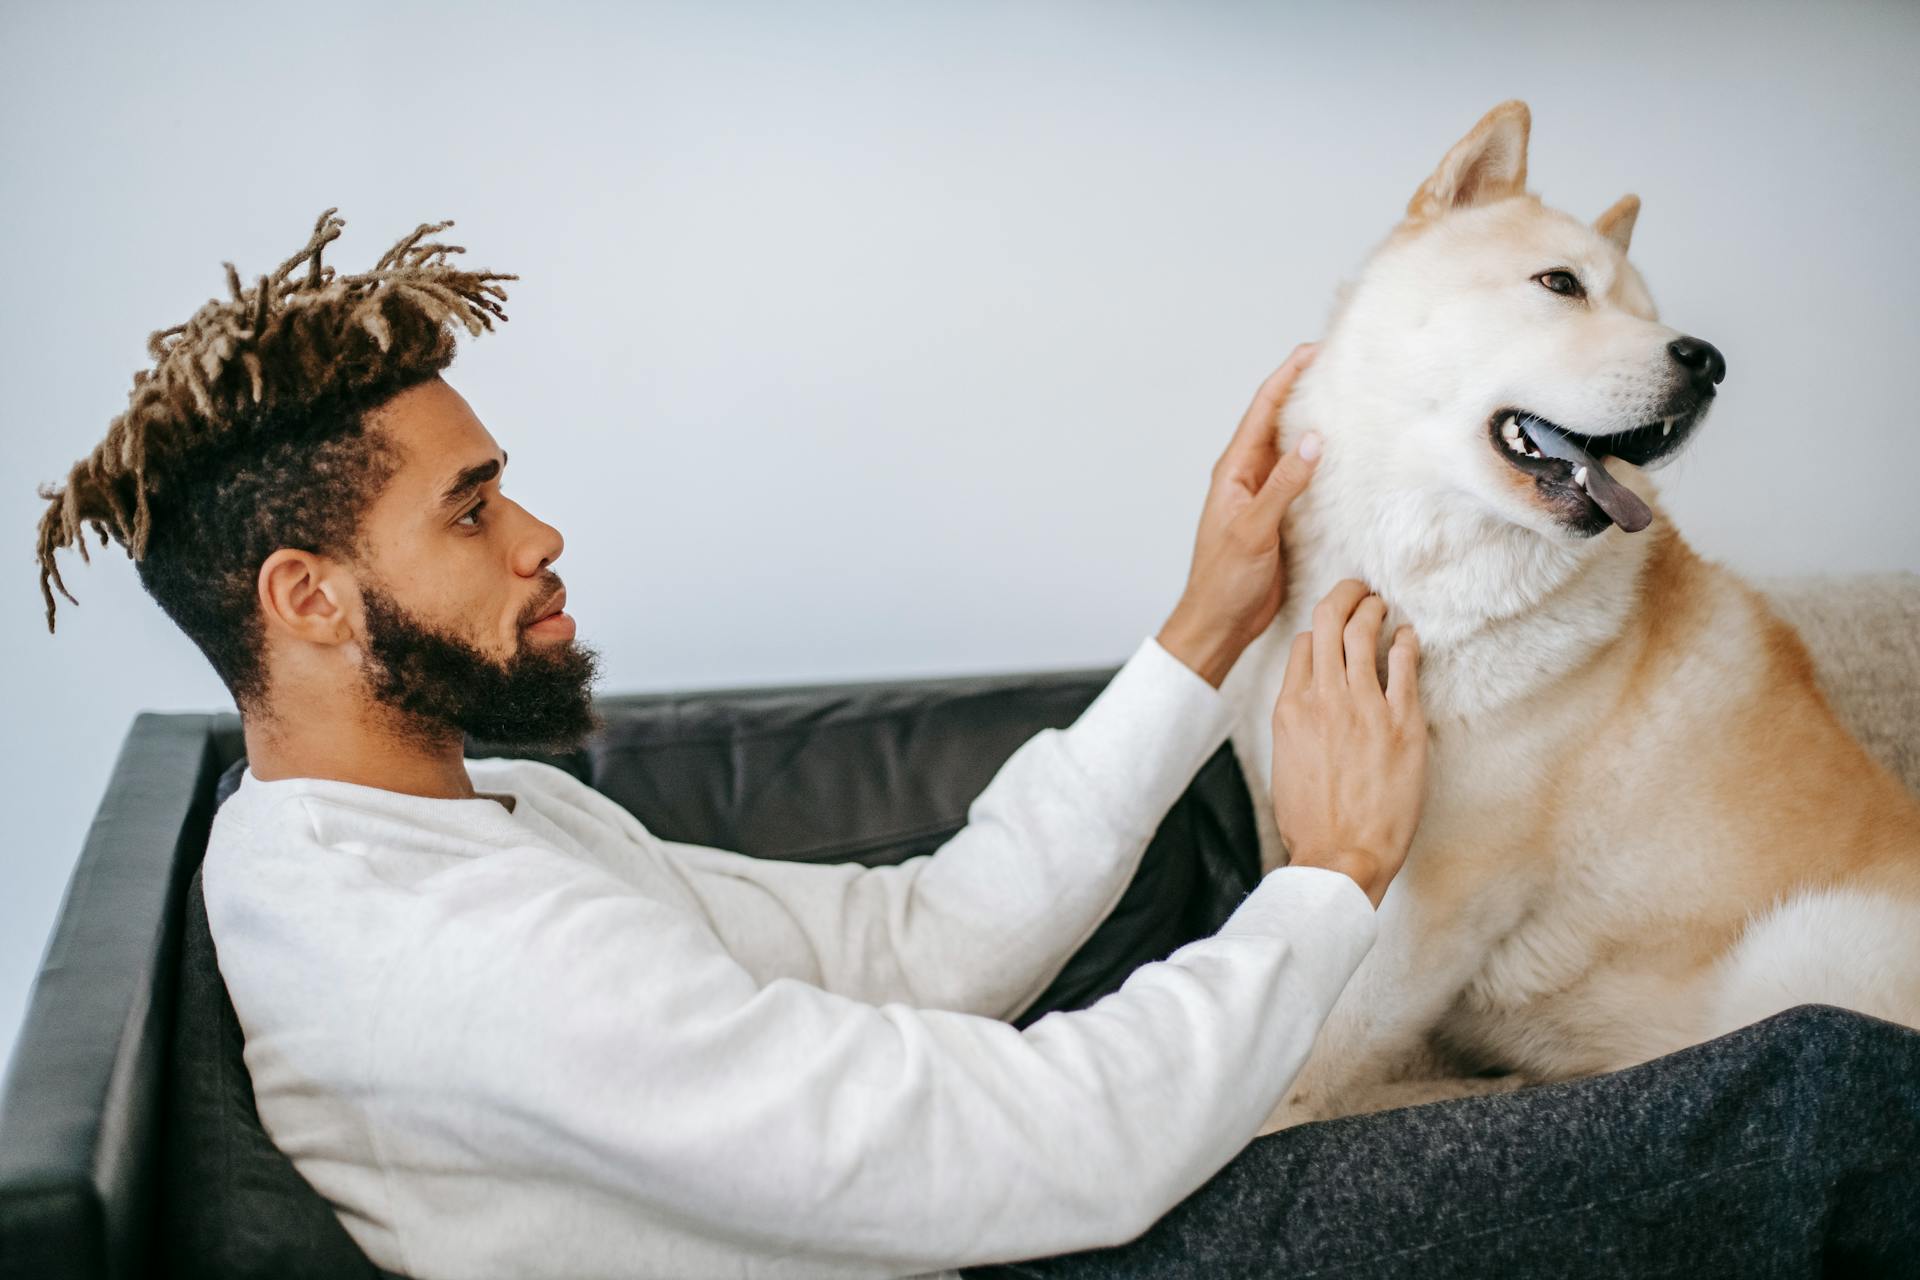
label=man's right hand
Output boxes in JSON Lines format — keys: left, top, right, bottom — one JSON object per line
{"left": 1270, "top": 579, "right": 1428, "bottom": 909}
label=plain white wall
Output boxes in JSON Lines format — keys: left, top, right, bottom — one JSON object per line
{"left": 4, "top": 0, "right": 1917, "bottom": 1067}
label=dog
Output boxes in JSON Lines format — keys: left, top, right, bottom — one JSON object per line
{"left": 1218, "top": 100, "right": 1920, "bottom": 1132}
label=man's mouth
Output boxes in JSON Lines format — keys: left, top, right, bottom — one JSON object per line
{"left": 523, "top": 586, "right": 571, "bottom": 635}
{"left": 1488, "top": 405, "right": 1704, "bottom": 533}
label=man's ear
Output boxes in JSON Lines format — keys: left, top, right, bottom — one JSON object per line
{"left": 1595, "top": 193, "right": 1640, "bottom": 254}
{"left": 258, "top": 549, "right": 355, "bottom": 646}
{"left": 1406, "top": 99, "right": 1531, "bottom": 221}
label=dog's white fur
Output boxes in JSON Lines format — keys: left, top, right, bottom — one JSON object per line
{"left": 1222, "top": 101, "right": 1920, "bottom": 1131}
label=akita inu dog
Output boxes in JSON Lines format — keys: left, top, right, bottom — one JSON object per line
{"left": 1221, "top": 100, "right": 1920, "bottom": 1131}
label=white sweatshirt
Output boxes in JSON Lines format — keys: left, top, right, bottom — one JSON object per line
{"left": 202, "top": 637, "right": 1378, "bottom": 1280}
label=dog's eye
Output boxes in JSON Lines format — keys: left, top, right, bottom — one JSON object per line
{"left": 1535, "top": 270, "right": 1585, "bottom": 299}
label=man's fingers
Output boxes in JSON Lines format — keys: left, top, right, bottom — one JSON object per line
{"left": 1311, "top": 579, "right": 1371, "bottom": 694}
{"left": 1216, "top": 343, "right": 1318, "bottom": 483}
{"left": 1243, "top": 433, "right": 1321, "bottom": 535}
{"left": 1281, "top": 628, "right": 1313, "bottom": 700}
{"left": 1386, "top": 625, "right": 1423, "bottom": 723}
{"left": 1343, "top": 595, "right": 1388, "bottom": 699}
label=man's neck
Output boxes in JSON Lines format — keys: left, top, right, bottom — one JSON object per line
{"left": 242, "top": 709, "right": 478, "bottom": 801}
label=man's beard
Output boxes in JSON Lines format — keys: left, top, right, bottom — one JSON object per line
{"left": 357, "top": 581, "right": 603, "bottom": 752}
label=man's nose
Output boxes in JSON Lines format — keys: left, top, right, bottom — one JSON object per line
{"left": 513, "top": 509, "right": 564, "bottom": 577}
{"left": 1667, "top": 336, "right": 1727, "bottom": 393}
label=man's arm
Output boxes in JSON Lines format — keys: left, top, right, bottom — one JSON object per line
{"left": 658, "top": 632, "right": 1236, "bottom": 1017}
{"left": 365, "top": 841, "right": 1378, "bottom": 1274}
{"left": 657, "top": 348, "right": 1329, "bottom": 1015}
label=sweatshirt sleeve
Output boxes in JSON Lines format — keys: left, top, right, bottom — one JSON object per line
{"left": 654, "top": 635, "right": 1238, "bottom": 1019}
{"left": 373, "top": 847, "right": 1377, "bottom": 1274}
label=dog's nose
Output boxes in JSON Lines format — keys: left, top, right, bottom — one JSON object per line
{"left": 1667, "top": 336, "right": 1727, "bottom": 390}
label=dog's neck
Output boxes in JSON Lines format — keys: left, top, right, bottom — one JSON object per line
{"left": 1276, "top": 374, "right": 1662, "bottom": 719}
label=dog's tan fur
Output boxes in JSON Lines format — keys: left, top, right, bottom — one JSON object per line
{"left": 1223, "top": 102, "right": 1920, "bottom": 1131}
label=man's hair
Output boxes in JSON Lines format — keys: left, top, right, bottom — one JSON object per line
{"left": 33, "top": 208, "right": 517, "bottom": 712}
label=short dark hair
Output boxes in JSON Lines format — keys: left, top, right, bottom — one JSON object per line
{"left": 34, "top": 209, "right": 518, "bottom": 712}
{"left": 132, "top": 389, "right": 409, "bottom": 710}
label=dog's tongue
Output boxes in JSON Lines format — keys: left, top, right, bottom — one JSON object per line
{"left": 1517, "top": 415, "right": 1654, "bottom": 533}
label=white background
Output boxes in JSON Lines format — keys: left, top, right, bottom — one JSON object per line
{"left": 4, "top": 0, "right": 1917, "bottom": 1067}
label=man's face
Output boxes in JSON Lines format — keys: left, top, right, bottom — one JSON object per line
{"left": 344, "top": 378, "right": 601, "bottom": 750}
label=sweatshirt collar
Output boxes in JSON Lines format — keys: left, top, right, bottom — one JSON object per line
{"left": 236, "top": 762, "right": 522, "bottom": 816}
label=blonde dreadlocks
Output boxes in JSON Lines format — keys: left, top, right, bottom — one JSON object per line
{"left": 33, "top": 208, "right": 519, "bottom": 707}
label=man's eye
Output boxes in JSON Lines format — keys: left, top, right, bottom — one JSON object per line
{"left": 1535, "top": 269, "right": 1585, "bottom": 299}
{"left": 456, "top": 500, "right": 487, "bottom": 528}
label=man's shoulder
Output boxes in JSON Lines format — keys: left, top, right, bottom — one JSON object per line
{"left": 206, "top": 777, "right": 317, "bottom": 855}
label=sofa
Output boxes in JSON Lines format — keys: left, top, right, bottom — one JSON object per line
{"left": 2, "top": 571, "right": 1916, "bottom": 1279}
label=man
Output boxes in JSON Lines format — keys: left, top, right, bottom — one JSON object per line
{"left": 36, "top": 210, "right": 1919, "bottom": 1278}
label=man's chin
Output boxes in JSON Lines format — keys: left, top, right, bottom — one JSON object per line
{"left": 457, "top": 706, "right": 603, "bottom": 755}
{"left": 458, "top": 639, "right": 604, "bottom": 751}
{"left": 358, "top": 584, "right": 604, "bottom": 753}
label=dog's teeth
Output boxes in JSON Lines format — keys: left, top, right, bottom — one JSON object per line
{"left": 1662, "top": 417, "right": 1674, "bottom": 436}
{"left": 1573, "top": 465, "right": 1587, "bottom": 487}
{"left": 1501, "top": 420, "right": 1521, "bottom": 442}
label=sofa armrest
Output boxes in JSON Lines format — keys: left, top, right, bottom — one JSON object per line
{"left": 0, "top": 714, "right": 225, "bottom": 1280}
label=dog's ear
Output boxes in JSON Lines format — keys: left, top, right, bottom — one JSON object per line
{"left": 1594, "top": 194, "right": 1640, "bottom": 253}
{"left": 1407, "top": 100, "right": 1531, "bottom": 220}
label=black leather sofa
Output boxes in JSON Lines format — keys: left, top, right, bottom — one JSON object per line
{"left": 0, "top": 665, "right": 1262, "bottom": 1279}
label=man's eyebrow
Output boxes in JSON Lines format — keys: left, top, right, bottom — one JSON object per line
{"left": 437, "top": 449, "right": 508, "bottom": 510}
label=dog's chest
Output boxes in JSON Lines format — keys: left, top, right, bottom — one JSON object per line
{"left": 1393, "top": 713, "right": 1717, "bottom": 1073}
{"left": 1226, "top": 561, "right": 1710, "bottom": 1073}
